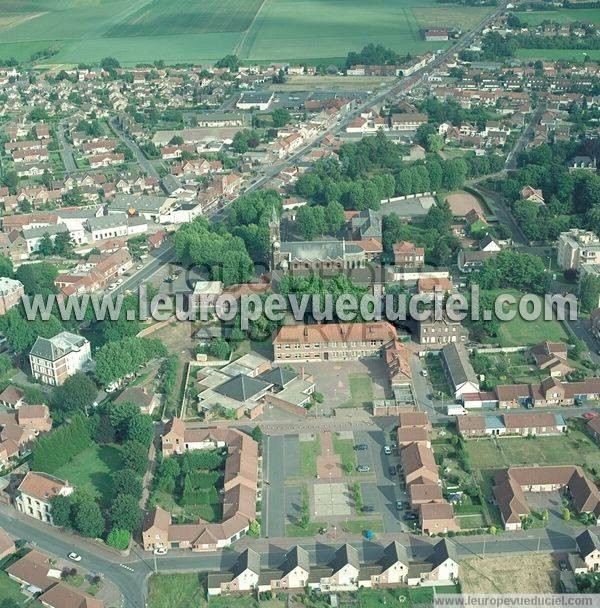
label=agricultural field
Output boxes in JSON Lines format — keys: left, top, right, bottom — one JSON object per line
{"left": 105, "top": 0, "right": 264, "bottom": 38}
{"left": 0, "top": 0, "right": 496, "bottom": 66}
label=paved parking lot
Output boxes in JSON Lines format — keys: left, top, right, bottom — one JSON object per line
{"left": 354, "top": 429, "right": 408, "bottom": 533}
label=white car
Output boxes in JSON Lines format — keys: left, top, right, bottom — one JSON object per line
{"left": 108, "top": 283, "right": 116, "bottom": 290}
{"left": 136, "top": 264, "right": 143, "bottom": 270}
{"left": 384, "top": 446, "right": 392, "bottom": 455}
{"left": 153, "top": 547, "right": 167, "bottom": 555}
{"left": 116, "top": 278, "right": 124, "bottom": 285}
{"left": 421, "top": 370, "right": 429, "bottom": 377}
{"left": 68, "top": 552, "right": 82, "bottom": 562}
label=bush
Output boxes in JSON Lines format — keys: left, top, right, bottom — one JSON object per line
{"left": 107, "top": 528, "right": 131, "bottom": 550}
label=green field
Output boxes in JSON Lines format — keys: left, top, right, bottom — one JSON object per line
{"left": 340, "top": 373, "right": 374, "bottom": 408}
{"left": 0, "top": 0, "right": 495, "bottom": 66}
{"left": 53, "top": 444, "right": 122, "bottom": 507}
{"left": 516, "top": 8, "right": 600, "bottom": 25}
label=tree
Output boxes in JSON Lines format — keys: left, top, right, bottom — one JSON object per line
{"left": 109, "top": 494, "right": 142, "bottom": 532}
{"left": 72, "top": 492, "right": 104, "bottom": 538}
{"left": 0, "top": 255, "right": 13, "bottom": 279}
{"left": 94, "top": 338, "right": 166, "bottom": 387}
{"left": 127, "top": 413, "right": 154, "bottom": 448}
{"left": 108, "top": 401, "right": 139, "bottom": 438}
{"left": 251, "top": 426, "right": 263, "bottom": 443}
{"left": 271, "top": 109, "right": 291, "bottom": 128}
{"left": 107, "top": 528, "right": 131, "bottom": 550}
{"left": 580, "top": 274, "right": 600, "bottom": 313}
{"left": 215, "top": 54, "right": 239, "bottom": 71}
{"left": 53, "top": 232, "right": 73, "bottom": 257}
{"left": 100, "top": 57, "right": 120, "bottom": 70}
{"left": 247, "top": 520, "right": 260, "bottom": 537}
{"left": 121, "top": 440, "right": 149, "bottom": 475}
{"left": 112, "top": 469, "right": 143, "bottom": 499}
{"left": 15, "top": 262, "right": 58, "bottom": 296}
{"left": 207, "top": 339, "right": 231, "bottom": 361}
{"left": 38, "top": 233, "right": 54, "bottom": 257}
{"left": 562, "top": 507, "right": 571, "bottom": 521}
{"left": 50, "top": 372, "right": 97, "bottom": 415}
{"left": 50, "top": 494, "right": 73, "bottom": 528}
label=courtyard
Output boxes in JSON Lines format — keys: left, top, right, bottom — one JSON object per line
{"left": 286, "top": 359, "right": 390, "bottom": 410}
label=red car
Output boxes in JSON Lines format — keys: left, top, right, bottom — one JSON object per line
{"left": 582, "top": 412, "right": 597, "bottom": 420}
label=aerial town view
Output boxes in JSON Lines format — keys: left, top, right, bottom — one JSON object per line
{"left": 4, "top": 0, "right": 600, "bottom": 607}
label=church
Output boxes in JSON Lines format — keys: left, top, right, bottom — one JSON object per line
{"left": 269, "top": 206, "right": 367, "bottom": 272}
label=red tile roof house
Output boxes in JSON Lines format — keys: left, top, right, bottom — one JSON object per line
{"left": 0, "top": 525, "right": 15, "bottom": 560}
{"left": 142, "top": 419, "right": 259, "bottom": 552}
{"left": 397, "top": 413, "right": 459, "bottom": 534}
{"left": 7, "top": 549, "right": 104, "bottom": 607}
{"left": 14, "top": 472, "right": 73, "bottom": 525}
{"left": 493, "top": 466, "right": 600, "bottom": 530}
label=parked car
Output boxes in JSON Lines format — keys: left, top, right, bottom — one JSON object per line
{"left": 388, "top": 465, "right": 396, "bottom": 476}
{"left": 559, "top": 560, "right": 568, "bottom": 571}
{"left": 356, "top": 465, "right": 370, "bottom": 473}
{"left": 421, "top": 370, "right": 428, "bottom": 377}
{"left": 583, "top": 412, "right": 597, "bottom": 420}
{"left": 68, "top": 553, "right": 82, "bottom": 562}
{"left": 403, "top": 512, "right": 418, "bottom": 520}
{"left": 153, "top": 547, "right": 168, "bottom": 555}
{"left": 361, "top": 506, "right": 375, "bottom": 513}
{"left": 354, "top": 444, "right": 368, "bottom": 451}
{"left": 395, "top": 500, "right": 403, "bottom": 510}
{"left": 384, "top": 445, "right": 392, "bottom": 455}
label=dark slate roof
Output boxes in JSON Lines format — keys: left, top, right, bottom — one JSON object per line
{"left": 351, "top": 209, "right": 382, "bottom": 239}
{"left": 577, "top": 530, "right": 600, "bottom": 557}
{"left": 379, "top": 541, "right": 410, "bottom": 571}
{"left": 88, "top": 213, "right": 128, "bottom": 231}
{"left": 280, "top": 545, "right": 310, "bottom": 575}
{"left": 232, "top": 548, "right": 261, "bottom": 577}
{"left": 279, "top": 240, "right": 362, "bottom": 262}
{"left": 329, "top": 544, "right": 359, "bottom": 573}
{"left": 440, "top": 343, "right": 478, "bottom": 390}
{"left": 29, "top": 332, "right": 87, "bottom": 362}
{"left": 215, "top": 373, "right": 272, "bottom": 402}
{"left": 428, "top": 539, "right": 458, "bottom": 568}
{"left": 258, "top": 367, "right": 297, "bottom": 389}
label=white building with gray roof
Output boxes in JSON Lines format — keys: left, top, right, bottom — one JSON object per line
{"left": 29, "top": 332, "right": 91, "bottom": 386}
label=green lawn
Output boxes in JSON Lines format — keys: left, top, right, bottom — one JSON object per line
{"left": 516, "top": 48, "right": 600, "bottom": 62}
{"left": 285, "top": 522, "right": 323, "bottom": 537}
{"left": 340, "top": 519, "right": 383, "bottom": 534}
{"left": 53, "top": 444, "right": 122, "bottom": 507}
{"left": 358, "top": 585, "right": 460, "bottom": 608}
{"left": 332, "top": 435, "right": 356, "bottom": 474}
{"left": 466, "top": 424, "right": 600, "bottom": 473}
{"left": 425, "top": 354, "right": 453, "bottom": 398}
{"left": 457, "top": 513, "right": 487, "bottom": 529}
{"left": 0, "top": 571, "right": 42, "bottom": 607}
{"left": 148, "top": 573, "right": 205, "bottom": 608}
{"left": 480, "top": 289, "right": 569, "bottom": 347}
{"left": 300, "top": 437, "right": 321, "bottom": 479}
{"left": 340, "top": 373, "right": 374, "bottom": 408}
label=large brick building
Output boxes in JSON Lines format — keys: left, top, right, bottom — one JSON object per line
{"left": 273, "top": 322, "right": 397, "bottom": 362}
